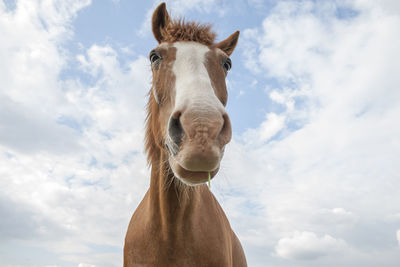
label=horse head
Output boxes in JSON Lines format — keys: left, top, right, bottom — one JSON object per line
{"left": 146, "top": 3, "right": 239, "bottom": 185}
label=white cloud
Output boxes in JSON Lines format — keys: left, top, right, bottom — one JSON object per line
{"left": 0, "top": 0, "right": 92, "bottom": 154}
{"left": 328, "top": 208, "right": 357, "bottom": 225}
{"left": 385, "top": 213, "right": 400, "bottom": 223}
{"left": 217, "top": 0, "right": 400, "bottom": 265}
{"left": 397, "top": 230, "right": 400, "bottom": 248}
{"left": 2, "top": 1, "right": 400, "bottom": 267}
{"left": 0, "top": 1, "right": 150, "bottom": 266}
{"left": 242, "top": 112, "right": 286, "bottom": 144}
{"left": 354, "top": 0, "right": 400, "bottom": 15}
{"left": 275, "top": 231, "right": 347, "bottom": 260}
{"left": 0, "top": 96, "right": 81, "bottom": 153}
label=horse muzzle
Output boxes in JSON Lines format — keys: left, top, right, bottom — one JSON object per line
{"left": 166, "top": 106, "right": 231, "bottom": 185}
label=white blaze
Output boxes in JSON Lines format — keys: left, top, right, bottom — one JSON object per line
{"left": 172, "top": 42, "right": 224, "bottom": 114}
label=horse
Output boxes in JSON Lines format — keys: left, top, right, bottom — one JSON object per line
{"left": 123, "top": 3, "right": 247, "bottom": 266}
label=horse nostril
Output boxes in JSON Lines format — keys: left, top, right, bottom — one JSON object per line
{"left": 168, "top": 111, "right": 183, "bottom": 147}
{"left": 219, "top": 113, "right": 232, "bottom": 145}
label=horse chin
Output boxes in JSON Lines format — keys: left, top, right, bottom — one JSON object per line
{"left": 168, "top": 155, "right": 219, "bottom": 186}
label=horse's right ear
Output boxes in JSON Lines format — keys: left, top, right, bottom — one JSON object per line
{"left": 152, "top": 2, "right": 170, "bottom": 43}
{"left": 215, "top": 31, "right": 240, "bottom": 56}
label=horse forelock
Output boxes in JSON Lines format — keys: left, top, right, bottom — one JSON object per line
{"left": 160, "top": 19, "right": 216, "bottom": 46}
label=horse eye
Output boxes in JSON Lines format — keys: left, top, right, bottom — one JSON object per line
{"left": 223, "top": 58, "right": 232, "bottom": 72}
{"left": 150, "top": 50, "right": 162, "bottom": 64}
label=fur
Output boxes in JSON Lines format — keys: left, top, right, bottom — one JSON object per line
{"left": 160, "top": 19, "right": 216, "bottom": 45}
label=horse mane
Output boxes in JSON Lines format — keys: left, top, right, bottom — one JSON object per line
{"left": 160, "top": 19, "right": 217, "bottom": 45}
{"left": 145, "top": 90, "right": 159, "bottom": 166}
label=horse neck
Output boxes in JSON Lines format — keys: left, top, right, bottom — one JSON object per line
{"left": 148, "top": 148, "right": 207, "bottom": 232}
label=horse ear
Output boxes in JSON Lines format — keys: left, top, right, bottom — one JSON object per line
{"left": 152, "top": 2, "right": 170, "bottom": 43}
{"left": 215, "top": 31, "right": 240, "bottom": 56}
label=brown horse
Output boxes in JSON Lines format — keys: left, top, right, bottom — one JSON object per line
{"left": 124, "top": 3, "right": 247, "bottom": 266}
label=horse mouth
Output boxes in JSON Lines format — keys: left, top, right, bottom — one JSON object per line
{"left": 168, "top": 155, "right": 219, "bottom": 185}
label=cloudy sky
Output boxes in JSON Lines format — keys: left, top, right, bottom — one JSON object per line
{"left": 1, "top": 0, "right": 400, "bottom": 266}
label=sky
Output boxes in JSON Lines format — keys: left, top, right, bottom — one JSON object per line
{"left": 0, "top": 0, "right": 400, "bottom": 266}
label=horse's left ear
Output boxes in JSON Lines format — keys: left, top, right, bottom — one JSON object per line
{"left": 214, "top": 31, "right": 240, "bottom": 56}
{"left": 152, "top": 2, "right": 171, "bottom": 43}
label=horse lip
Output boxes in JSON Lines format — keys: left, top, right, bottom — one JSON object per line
{"left": 169, "top": 155, "right": 219, "bottom": 185}
{"left": 170, "top": 153, "right": 218, "bottom": 171}
{"left": 179, "top": 160, "right": 218, "bottom": 173}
